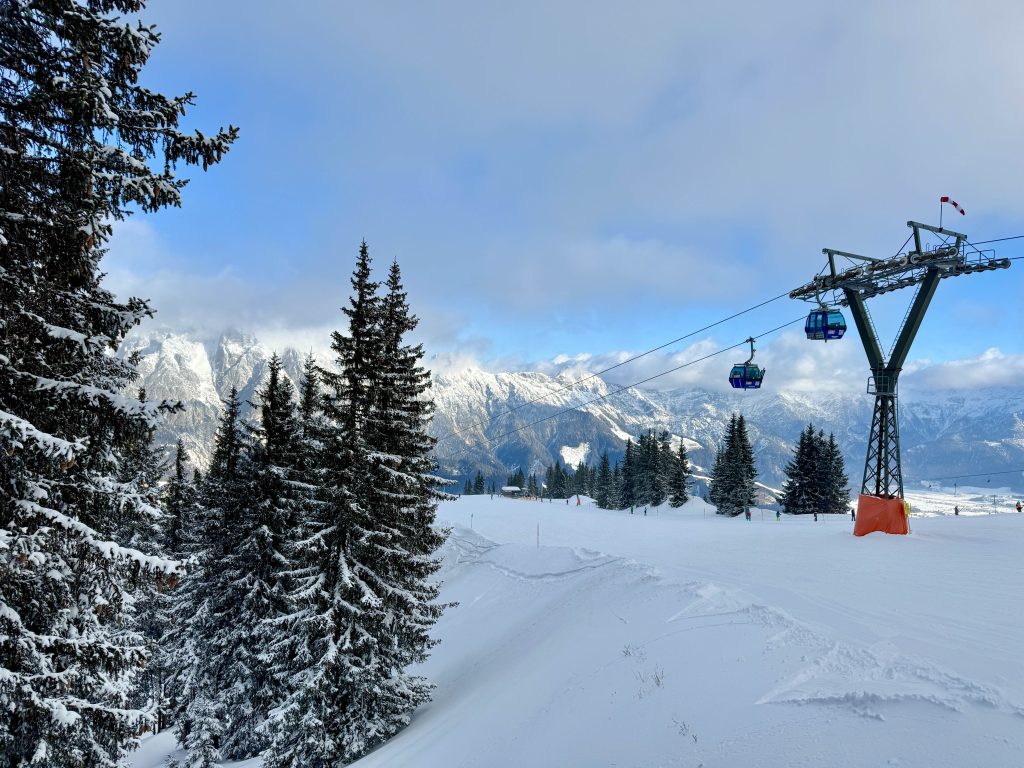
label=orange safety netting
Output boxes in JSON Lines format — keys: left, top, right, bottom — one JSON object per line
{"left": 853, "top": 494, "right": 910, "bottom": 536}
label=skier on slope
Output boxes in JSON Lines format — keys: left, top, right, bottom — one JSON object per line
{"left": 1016, "top": 500, "right": 1022, "bottom": 513}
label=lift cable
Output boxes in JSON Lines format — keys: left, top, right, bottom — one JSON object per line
{"left": 919, "top": 468, "right": 1024, "bottom": 483}
{"left": 441, "top": 316, "right": 805, "bottom": 457}
{"left": 435, "top": 231, "right": 1018, "bottom": 451}
{"left": 970, "top": 234, "right": 1024, "bottom": 246}
{"left": 435, "top": 289, "right": 794, "bottom": 443}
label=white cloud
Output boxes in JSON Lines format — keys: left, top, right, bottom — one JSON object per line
{"left": 520, "top": 331, "right": 1021, "bottom": 395}
{"left": 903, "top": 348, "right": 1024, "bottom": 391}
{"left": 116, "top": 2, "right": 1024, "bottom": 375}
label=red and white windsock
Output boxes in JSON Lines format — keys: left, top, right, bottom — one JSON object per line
{"left": 940, "top": 196, "right": 966, "bottom": 216}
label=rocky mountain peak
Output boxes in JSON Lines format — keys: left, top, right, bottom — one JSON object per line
{"left": 124, "top": 328, "right": 1024, "bottom": 493}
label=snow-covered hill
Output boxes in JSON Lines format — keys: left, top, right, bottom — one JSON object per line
{"left": 131, "top": 495, "right": 1024, "bottom": 768}
{"left": 125, "top": 328, "right": 1024, "bottom": 492}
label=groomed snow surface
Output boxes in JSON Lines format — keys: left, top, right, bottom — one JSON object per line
{"left": 133, "top": 494, "right": 1024, "bottom": 768}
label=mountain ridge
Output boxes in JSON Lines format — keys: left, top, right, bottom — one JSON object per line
{"left": 125, "top": 328, "right": 1024, "bottom": 494}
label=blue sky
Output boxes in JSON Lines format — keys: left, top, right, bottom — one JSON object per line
{"left": 105, "top": 1, "right": 1024, "bottom": 391}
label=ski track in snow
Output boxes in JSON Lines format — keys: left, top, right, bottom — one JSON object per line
{"left": 132, "top": 497, "right": 1024, "bottom": 768}
{"left": 450, "top": 524, "right": 1024, "bottom": 725}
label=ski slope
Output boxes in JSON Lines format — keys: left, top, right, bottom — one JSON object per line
{"left": 132, "top": 495, "right": 1024, "bottom": 768}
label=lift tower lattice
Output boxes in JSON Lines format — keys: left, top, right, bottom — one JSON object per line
{"left": 789, "top": 221, "right": 1010, "bottom": 501}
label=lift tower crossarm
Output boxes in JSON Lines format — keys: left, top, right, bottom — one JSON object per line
{"left": 823, "top": 248, "right": 881, "bottom": 263}
{"left": 909, "top": 219, "right": 962, "bottom": 243}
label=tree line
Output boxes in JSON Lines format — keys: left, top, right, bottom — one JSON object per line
{"left": 462, "top": 415, "right": 850, "bottom": 521}
{"left": 0, "top": 5, "right": 447, "bottom": 767}
{"left": 464, "top": 431, "right": 694, "bottom": 509}
{"left": 708, "top": 415, "right": 850, "bottom": 516}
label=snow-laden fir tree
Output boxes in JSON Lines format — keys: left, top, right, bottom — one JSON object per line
{"left": 212, "top": 358, "right": 301, "bottom": 759}
{"left": 619, "top": 440, "right": 637, "bottom": 508}
{"left": 0, "top": 2, "right": 235, "bottom": 764}
{"left": 636, "top": 432, "right": 660, "bottom": 506}
{"left": 116, "top": 388, "right": 172, "bottom": 723}
{"left": 611, "top": 461, "right": 623, "bottom": 508}
{"left": 668, "top": 441, "right": 691, "bottom": 508}
{"left": 167, "top": 388, "right": 247, "bottom": 768}
{"left": 822, "top": 433, "right": 850, "bottom": 515}
{"left": 154, "top": 441, "right": 200, "bottom": 733}
{"left": 709, "top": 414, "right": 757, "bottom": 516}
{"left": 265, "top": 352, "right": 329, "bottom": 730}
{"left": 266, "top": 244, "right": 450, "bottom": 767}
{"left": 370, "top": 259, "right": 451, "bottom": 684}
{"left": 778, "top": 424, "right": 819, "bottom": 515}
{"left": 164, "top": 442, "right": 198, "bottom": 570}
{"left": 778, "top": 426, "right": 849, "bottom": 515}
{"left": 172, "top": 373, "right": 303, "bottom": 764}
{"left": 654, "top": 431, "right": 675, "bottom": 506}
{"left": 595, "top": 451, "right": 613, "bottom": 508}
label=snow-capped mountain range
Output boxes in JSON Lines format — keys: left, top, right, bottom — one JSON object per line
{"left": 125, "top": 328, "right": 1024, "bottom": 493}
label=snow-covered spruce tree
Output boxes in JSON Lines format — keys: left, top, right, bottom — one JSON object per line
{"left": 116, "top": 387, "right": 172, "bottom": 721}
{"left": 595, "top": 451, "right": 612, "bottom": 509}
{"left": 265, "top": 242, "right": 388, "bottom": 767}
{"left": 167, "top": 359, "right": 301, "bottom": 764}
{"left": 213, "top": 354, "right": 301, "bottom": 759}
{"left": 115, "top": 386, "right": 171, "bottom": 550}
{"left": 734, "top": 415, "right": 757, "bottom": 512}
{"left": 154, "top": 441, "right": 199, "bottom": 733}
{"left": 371, "top": 258, "right": 451, "bottom": 677}
{"left": 655, "top": 430, "right": 675, "bottom": 506}
{"left": 164, "top": 441, "right": 198, "bottom": 566}
{"left": 0, "top": 2, "right": 236, "bottom": 765}
{"left": 261, "top": 353, "right": 327, "bottom": 746}
{"left": 778, "top": 424, "right": 818, "bottom": 515}
{"left": 668, "top": 441, "right": 691, "bottom": 508}
{"left": 823, "top": 432, "right": 849, "bottom": 515}
{"left": 170, "top": 365, "right": 301, "bottom": 765}
{"left": 620, "top": 439, "right": 637, "bottom": 508}
{"left": 708, "top": 416, "right": 734, "bottom": 514}
{"left": 167, "top": 388, "right": 247, "bottom": 768}
{"left": 611, "top": 461, "right": 623, "bottom": 508}
{"left": 778, "top": 425, "right": 848, "bottom": 515}
{"left": 710, "top": 414, "right": 757, "bottom": 516}
{"left": 266, "top": 245, "right": 449, "bottom": 767}
{"left": 634, "top": 432, "right": 660, "bottom": 506}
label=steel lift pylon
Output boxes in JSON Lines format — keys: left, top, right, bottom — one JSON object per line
{"left": 790, "top": 220, "right": 1011, "bottom": 520}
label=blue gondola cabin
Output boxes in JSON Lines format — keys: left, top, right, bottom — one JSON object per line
{"left": 729, "top": 363, "right": 764, "bottom": 389}
{"left": 805, "top": 309, "right": 847, "bottom": 341}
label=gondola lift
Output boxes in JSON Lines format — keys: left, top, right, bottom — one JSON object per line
{"left": 729, "top": 337, "right": 765, "bottom": 389}
{"left": 804, "top": 302, "right": 847, "bottom": 341}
